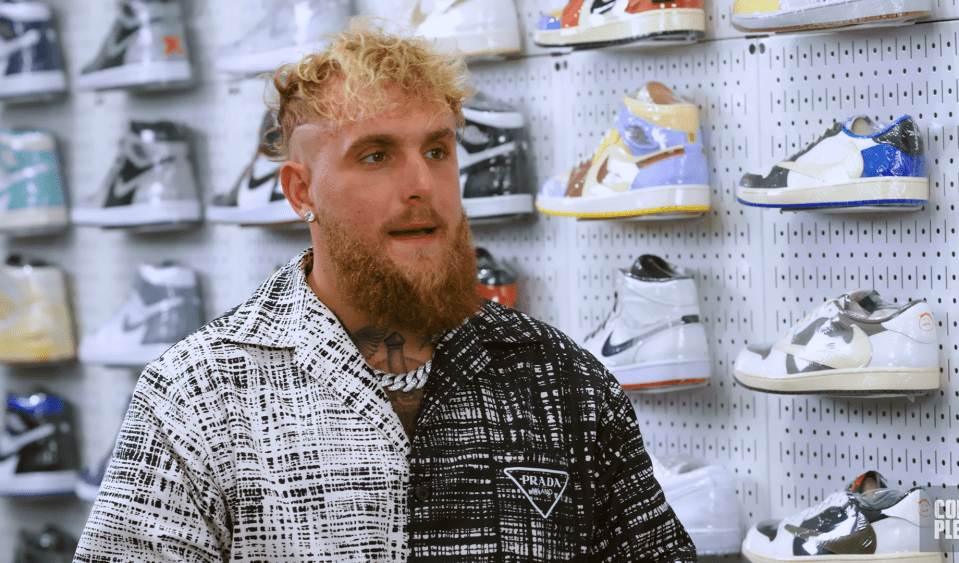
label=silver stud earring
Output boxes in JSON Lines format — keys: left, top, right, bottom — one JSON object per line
{"left": 303, "top": 211, "right": 316, "bottom": 223}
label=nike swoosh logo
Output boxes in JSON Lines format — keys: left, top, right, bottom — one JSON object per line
{"left": 777, "top": 142, "right": 864, "bottom": 181}
{"left": 458, "top": 141, "right": 517, "bottom": 169}
{"left": 774, "top": 324, "right": 871, "bottom": 370}
{"left": 0, "top": 163, "right": 51, "bottom": 195}
{"left": 122, "top": 296, "right": 186, "bottom": 332}
{"left": 601, "top": 315, "right": 699, "bottom": 357}
{"left": 100, "top": 23, "right": 141, "bottom": 60}
{"left": 0, "top": 29, "right": 41, "bottom": 59}
{"left": 0, "top": 424, "right": 56, "bottom": 460}
{"left": 785, "top": 523, "right": 878, "bottom": 555}
{"left": 107, "top": 155, "right": 175, "bottom": 206}
{"left": 248, "top": 168, "right": 278, "bottom": 191}
{"left": 595, "top": 146, "right": 686, "bottom": 184}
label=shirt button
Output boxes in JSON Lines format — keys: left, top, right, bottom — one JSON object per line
{"left": 414, "top": 485, "right": 431, "bottom": 501}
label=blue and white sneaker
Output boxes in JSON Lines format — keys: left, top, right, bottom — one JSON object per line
{"left": 0, "top": 1, "right": 66, "bottom": 100}
{"left": 737, "top": 115, "right": 927, "bottom": 210}
{"left": 0, "top": 390, "right": 79, "bottom": 497}
{"left": 535, "top": 82, "right": 709, "bottom": 220}
{"left": 0, "top": 128, "right": 68, "bottom": 235}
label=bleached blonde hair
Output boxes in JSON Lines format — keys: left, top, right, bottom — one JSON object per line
{"left": 269, "top": 18, "right": 474, "bottom": 159}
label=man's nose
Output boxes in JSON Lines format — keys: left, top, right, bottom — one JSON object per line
{"left": 400, "top": 152, "right": 434, "bottom": 201}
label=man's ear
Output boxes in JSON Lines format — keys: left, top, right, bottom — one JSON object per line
{"left": 280, "top": 160, "right": 313, "bottom": 217}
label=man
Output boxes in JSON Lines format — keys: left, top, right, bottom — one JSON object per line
{"left": 74, "top": 23, "right": 697, "bottom": 563}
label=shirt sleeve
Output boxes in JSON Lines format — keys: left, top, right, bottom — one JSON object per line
{"left": 587, "top": 379, "right": 699, "bottom": 563}
{"left": 74, "top": 364, "right": 232, "bottom": 563}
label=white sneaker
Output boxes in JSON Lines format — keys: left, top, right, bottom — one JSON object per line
{"left": 358, "top": 0, "right": 522, "bottom": 60}
{"left": 78, "top": 263, "right": 202, "bottom": 366}
{"left": 70, "top": 121, "right": 202, "bottom": 229}
{"left": 650, "top": 454, "right": 744, "bottom": 556}
{"left": 216, "top": 0, "right": 353, "bottom": 75}
{"left": 582, "top": 255, "right": 710, "bottom": 392}
{"left": 734, "top": 289, "right": 939, "bottom": 395}
{"left": 732, "top": 0, "right": 931, "bottom": 33}
{"left": 208, "top": 112, "right": 298, "bottom": 226}
{"left": 742, "top": 471, "right": 938, "bottom": 563}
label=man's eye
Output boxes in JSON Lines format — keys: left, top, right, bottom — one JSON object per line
{"left": 362, "top": 152, "right": 386, "bottom": 164}
{"left": 426, "top": 148, "right": 447, "bottom": 160}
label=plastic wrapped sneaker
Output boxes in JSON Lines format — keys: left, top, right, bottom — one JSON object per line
{"left": 0, "top": 255, "right": 75, "bottom": 365}
{"left": 536, "top": 82, "right": 709, "bottom": 220}
{"left": 0, "top": 1, "right": 67, "bottom": 101}
{"left": 737, "top": 115, "right": 927, "bottom": 211}
{"left": 216, "top": 0, "right": 353, "bottom": 75}
{"left": 742, "top": 471, "right": 938, "bottom": 563}
{"left": 475, "top": 247, "right": 518, "bottom": 308}
{"left": 0, "top": 128, "right": 68, "bottom": 236}
{"left": 582, "top": 254, "right": 710, "bottom": 392}
{"left": 734, "top": 289, "right": 940, "bottom": 395}
{"left": 731, "top": 0, "right": 931, "bottom": 34}
{"left": 75, "top": 0, "right": 192, "bottom": 91}
{"left": 534, "top": 0, "right": 705, "bottom": 49}
{"left": 70, "top": 120, "right": 202, "bottom": 229}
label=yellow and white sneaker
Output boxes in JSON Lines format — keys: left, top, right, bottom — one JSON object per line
{"left": 0, "top": 256, "right": 75, "bottom": 364}
{"left": 731, "top": 0, "right": 930, "bottom": 33}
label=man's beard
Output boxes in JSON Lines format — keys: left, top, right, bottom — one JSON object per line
{"left": 321, "top": 208, "right": 482, "bottom": 337}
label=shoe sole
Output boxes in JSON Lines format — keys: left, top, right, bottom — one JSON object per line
{"left": 736, "top": 177, "right": 928, "bottom": 209}
{"left": 464, "top": 194, "right": 533, "bottom": 219}
{"left": 71, "top": 200, "right": 201, "bottom": 227}
{"left": 206, "top": 200, "right": 300, "bottom": 226}
{"left": 433, "top": 28, "right": 522, "bottom": 59}
{"left": 686, "top": 527, "right": 744, "bottom": 556}
{"left": 742, "top": 546, "right": 939, "bottom": 563}
{"left": 0, "top": 468, "right": 77, "bottom": 497}
{"left": 0, "top": 206, "right": 69, "bottom": 235}
{"left": 615, "top": 357, "right": 710, "bottom": 392}
{"left": 75, "top": 60, "right": 192, "bottom": 91}
{"left": 733, "top": 366, "right": 939, "bottom": 395}
{"left": 535, "top": 9, "right": 705, "bottom": 48}
{"left": 732, "top": 0, "right": 929, "bottom": 33}
{"left": 536, "top": 184, "right": 709, "bottom": 219}
{"left": 0, "top": 70, "right": 66, "bottom": 98}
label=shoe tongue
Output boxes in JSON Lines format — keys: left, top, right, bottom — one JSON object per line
{"left": 847, "top": 470, "right": 888, "bottom": 494}
{"left": 841, "top": 289, "right": 896, "bottom": 317}
{"left": 844, "top": 115, "right": 878, "bottom": 136}
{"left": 634, "top": 81, "right": 678, "bottom": 105}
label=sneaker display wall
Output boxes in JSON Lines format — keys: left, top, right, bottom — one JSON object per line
{"left": 71, "top": 120, "right": 202, "bottom": 229}
{"left": 459, "top": 92, "right": 533, "bottom": 221}
{"left": 476, "top": 247, "right": 517, "bottom": 308}
{"left": 742, "top": 471, "right": 937, "bottom": 563}
{"left": 734, "top": 289, "right": 940, "bottom": 395}
{"left": 216, "top": 0, "right": 353, "bottom": 75}
{"left": 731, "top": 0, "right": 931, "bottom": 34}
{"left": 0, "top": 255, "right": 75, "bottom": 365}
{"left": 534, "top": 0, "right": 706, "bottom": 49}
{"left": 75, "top": 0, "right": 193, "bottom": 91}
{"left": 0, "top": 127, "right": 68, "bottom": 235}
{"left": 650, "top": 454, "right": 745, "bottom": 556}
{"left": 582, "top": 254, "right": 710, "bottom": 391}
{"left": 0, "top": 1, "right": 67, "bottom": 101}
{"left": 536, "top": 82, "right": 709, "bottom": 220}
{"left": 737, "top": 115, "right": 928, "bottom": 211}
{"left": 13, "top": 524, "right": 78, "bottom": 563}
{"left": 208, "top": 111, "right": 298, "bottom": 225}
{"left": 78, "top": 262, "right": 202, "bottom": 366}
{"left": 0, "top": 390, "right": 80, "bottom": 497}
{"left": 357, "top": 0, "right": 522, "bottom": 59}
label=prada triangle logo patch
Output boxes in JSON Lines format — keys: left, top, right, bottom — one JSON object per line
{"left": 504, "top": 467, "right": 569, "bottom": 518}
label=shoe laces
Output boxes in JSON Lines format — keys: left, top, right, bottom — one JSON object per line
{"left": 778, "top": 299, "right": 838, "bottom": 341}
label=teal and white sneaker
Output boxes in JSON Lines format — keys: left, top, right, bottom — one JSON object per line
{"left": 0, "top": 129, "right": 68, "bottom": 236}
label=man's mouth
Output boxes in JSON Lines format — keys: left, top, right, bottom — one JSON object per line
{"left": 388, "top": 226, "right": 438, "bottom": 238}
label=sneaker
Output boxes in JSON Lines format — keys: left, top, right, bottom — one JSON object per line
{"left": 737, "top": 116, "right": 927, "bottom": 211}
{"left": 207, "top": 111, "right": 298, "bottom": 226}
{"left": 75, "top": 0, "right": 192, "bottom": 91}
{"left": 0, "top": 128, "right": 68, "bottom": 236}
{"left": 650, "top": 454, "right": 744, "bottom": 555}
{"left": 0, "top": 390, "right": 79, "bottom": 497}
{"left": 742, "top": 471, "right": 937, "bottom": 563}
{"left": 79, "top": 262, "right": 202, "bottom": 366}
{"left": 0, "top": 1, "right": 67, "bottom": 101}
{"left": 731, "top": 0, "right": 931, "bottom": 34}
{"left": 536, "top": 82, "right": 709, "bottom": 220}
{"left": 459, "top": 92, "right": 533, "bottom": 221}
{"left": 734, "top": 289, "right": 939, "bottom": 395}
{"left": 0, "top": 255, "right": 75, "bottom": 365}
{"left": 581, "top": 254, "right": 710, "bottom": 391}
{"left": 14, "top": 524, "right": 78, "bottom": 563}
{"left": 216, "top": 0, "right": 352, "bottom": 75}
{"left": 358, "top": 0, "right": 522, "bottom": 59}
{"left": 476, "top": 247, "right": 517, "bottom": 308}
{"left": 534, "top": 0, "right": 706, "bottom": 49}
{"left": 70, "top": 120, "right": 202, "bottom": 229}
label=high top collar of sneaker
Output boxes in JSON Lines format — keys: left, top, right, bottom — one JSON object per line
{"left": 623, "top": 82, "right": 699, "bottom": 135}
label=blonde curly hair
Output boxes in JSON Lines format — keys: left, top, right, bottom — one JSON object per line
{"left": 269, "top": 18, "right": 474, "bottom": 160}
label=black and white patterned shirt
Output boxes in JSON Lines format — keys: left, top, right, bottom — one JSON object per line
{"left": 74, "top": 249, "right": 697, "bottom": 563}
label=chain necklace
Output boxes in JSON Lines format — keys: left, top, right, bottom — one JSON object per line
{"left": 373, "top": 359, "right": 431, "bottom": 393}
